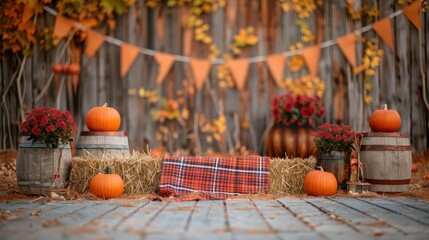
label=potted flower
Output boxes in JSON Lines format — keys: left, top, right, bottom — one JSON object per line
{"left": 264, "top": 93, "right": 325, "bottom": 158}
{"left": 312, "top": 123, "right": 358, "bottom": 189}
{"left": 17, "top": 107, "right": 78, "bottom": 195}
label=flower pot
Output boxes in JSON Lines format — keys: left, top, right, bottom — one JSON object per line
{"left": 316, "top": 151, "right": 350, "bottom": 190}
{"left": 16, "top": 137, "right": 72, "bottom": 195}
{"left": 264, "top": 123, "right": 317, "bottom": 158}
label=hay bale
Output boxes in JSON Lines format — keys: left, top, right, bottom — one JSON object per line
{"left": 269, "top": 156, "right": 317, "bottom": 194}
{"left": 69, "top": 151, "right": 162, "bottom": 195}
{"left": 70, "top": 153, "right": 316, "bottom": 196}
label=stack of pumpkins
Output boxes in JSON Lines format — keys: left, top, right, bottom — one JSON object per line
{"left": 75, "top": 103, "right": 130, "bottom": 157}
{"left": 360, "top": 104, "right": 412, "bottom": 193}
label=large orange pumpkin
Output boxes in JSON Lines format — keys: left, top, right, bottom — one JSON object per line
{"left": 304, "top": 166, "right": 337, "bottom": 196}
{"left": 90, "top": 166, "right": 124, "bottom": 199}
{"left": 86, "top": 103, "right": 121, "bottom": 131}
{"left": 264, "top": 124, "right": 317, "bottom": 158}
{"left": 369, "top": 104, "right": 401, "bottom": 132}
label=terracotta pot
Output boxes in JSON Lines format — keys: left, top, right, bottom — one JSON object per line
{"left": 264, "top": 123, "right": 317, "bottom": 158}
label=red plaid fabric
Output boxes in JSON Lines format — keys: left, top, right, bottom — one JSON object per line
{"left": 159, "top": 156, "right": 270, "bottom": 200}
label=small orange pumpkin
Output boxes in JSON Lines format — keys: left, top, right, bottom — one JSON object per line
{"left": 86, "top": 103, "right": 121, "bottom": 131}
{"left": 412, "top": 162, "right": 418, "bottom": 173}
{"left": 150, "top": 148, "right": 164, "bottom": 158}
{"left": 369, "top": 104, "right": 401, "bottom": 132}
{"left": 90, "top": 166, "right": 124, "bottom": 199}
{"left": 304, "top": 166, "right": 337, "bottom": 196}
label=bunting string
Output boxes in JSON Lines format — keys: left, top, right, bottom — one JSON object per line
{"left": 43, "top": 4, "right": 408, "bottom": 65}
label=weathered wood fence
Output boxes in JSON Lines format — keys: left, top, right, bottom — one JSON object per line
{"left": 1, "top": 0, "right": 428, "bottom": 156}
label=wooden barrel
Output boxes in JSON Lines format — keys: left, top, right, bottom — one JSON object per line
{"left": 316, "top": 151, "right": 350, "bottom": 190}
{"left": 360, "top": 132, "right": 412, "bottom": 193}
{"left": 16, "top": 137, "right": 72, "bottom": 195}
{"left": 75, "top": 131, "right": 130, "bottom": 157}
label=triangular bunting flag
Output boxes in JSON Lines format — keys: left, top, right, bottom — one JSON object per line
{"left": 190, "top": 58, "right": 212, "bottom": 90}
{"left": 373, "top": 17, "right": 394, "bottom": 49}
{"left": 22, "top": 0, "right": 37, "bottom": 23}
{"left": 301, "top": 45, "right": 321, "bottom": 77}
{"left": 337, "top": 33, "right": 357, "bottom": 67}
{"left": 85, "top": 30, "right": 105, "bottom": 59}
{"left": 154, "top": 52, "right": 176, "bottom": 85}
{"left": 229, "top": 58, "right": 250, "bottom": 91}
{"left": 120, "top": 43, "right": 140, "bottom": 78}
{"left": 402, "top": 1, "right": 421, "bottom": 30}
{"left": 266, "top": 53, "right": 285, "bottom": 87}
{"left": 53, "top": 15, "right": 74, "bottom": 45}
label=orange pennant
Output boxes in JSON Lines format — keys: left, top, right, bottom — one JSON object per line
{"left": 301, "top": 45, "right": 321, "bottom": 77}
{"left": 85, "top": 30, "right": 105, "bottom": 59}
{"left": 402, "top": 1, "right": 421, "bottom": 30}
{"left": 373, "top": 17, "right": 394, "bottom": 49}
{"left": 154, "top": 52, "right": 175, "bottom": 85}
{"left": 190, "top": 58, "right": 212, "bottom": 90}
{"left": 22, "top": 0, "right": 37, "bottom": 23}
{"left": 266, "top": 53, "right": 285, "bottom": 88}
{"left": 120, "top": 43, "right": 140, "bottom": 78}
{"left": 337, "top": 33, "right": 357, "bottom": 67}
{"left": 229, "top": 58, "right": 250, "bottom": 91}
{"left": 53, "top": 15, "right": 74, "bottom": 45}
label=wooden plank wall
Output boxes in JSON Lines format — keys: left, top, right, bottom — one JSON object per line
{"left": 0, "top": 0, "right": 428, "bottom": 156}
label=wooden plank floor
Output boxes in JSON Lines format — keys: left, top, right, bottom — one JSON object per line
{"left": 0, "top": 197, "right": 428, "bottom": 240}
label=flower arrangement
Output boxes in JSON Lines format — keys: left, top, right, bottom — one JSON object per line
{"left": 271, "top": 93, "right": 325, "bottom": 126}
{"left": 20, "top": 107, "right": 78, "bottom": 148}
{"left": 312, "top": 123, "right": 358, "bottom": 153}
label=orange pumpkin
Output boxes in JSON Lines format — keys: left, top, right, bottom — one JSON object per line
{"left": 412, "top": 162, "right": 418, "bottom": 173}
{"left": 86, "top": 103, "right": 121, "bottom": 131}
{"left": 369, "top": 104, "right": 401, "bottom": 132}
{"left": 264, "top": 124, "right": 317, "bottom": 158}
{"left": 304, "top": 166, "right": 337, "bottom": 196}
{"left": 151, "top": 148, "right": 164, "bottom": 158}
{"left": 90, "top": 166, "right": 124, "bottom": 199}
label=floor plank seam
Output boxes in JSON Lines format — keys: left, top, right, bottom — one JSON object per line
{"left": 112, "top": 201, "right": 150, "bottom": 231}
{"left": 329, "top": 198, "right": 407, "bottom": 235}
{"left": 250, "top": 199, "right": 282, "bottom": 240}
{"left": 183, "top": 200, "right": 198, "bottom": 233}
{"left": 357, "top": 198, "right": 429, "bottom": 227}
{"left": 276, "top": 198, "right": 330, "bottom": 240}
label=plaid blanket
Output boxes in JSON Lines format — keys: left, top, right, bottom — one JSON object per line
{"left": 159, "top": 156, "right": 270, "bottom": 201}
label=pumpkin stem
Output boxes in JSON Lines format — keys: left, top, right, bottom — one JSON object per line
{"left": 102, "top": 103, "right": 108, "bottom": 107}
{"left": 383, "top": 104, "right": 387, "bottom": 110}
{"left": 104, "top": 166, "right": 112, "bottom": 174}
{"left": 316, "top": 166, "right": 324, "bottom": 171}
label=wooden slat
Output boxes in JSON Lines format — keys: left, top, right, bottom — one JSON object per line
{"left": 253, "top": 199, "right": 311, "bottom": 232}
{"left": 358, "top": 198, "right": 429, "bottom": 225}
{"left": 306, "top": 197, "right": 400, "bottom": 235}
{"left": 225, "top": 199, "right": 279, "bottom": 240}
{"left": 144, "top": 201, "right": 194, "bottom": 234}
{"left": 333, "top": 198, "right": 426, "bottom": 234}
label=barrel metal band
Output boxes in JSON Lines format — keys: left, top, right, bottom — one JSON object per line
{"left": 17, "top": 181, "right": 52, "bottom": 187}
{"left": 366, "top": 179, "right": 411, "bottom": 185}
{"left": 360, "top": 145, "right": 411, "bottom": 151}
{"left": 18, "top": 143, "right": 70, "bottom": 149}
{"left": 75, "top": 144, "right": 129, "bottom": 149}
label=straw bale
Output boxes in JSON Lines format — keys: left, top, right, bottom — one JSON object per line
{"left": 269, "top": 156, "right": 317, "bottom": 194}
{"left": 69, "top": 151, "right": 162, "bottom": 195}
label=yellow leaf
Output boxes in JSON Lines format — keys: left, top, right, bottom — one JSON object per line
{"left": 128, "top": 88, "right": 137, "bottom": 96}
{"left": 206, "top": 135, "right": 213, "bottom": 143}
{"left": 281, "top": 3, "right": 290, "bottom": 12}
{"left": 364, "top": 95, "right": 373, "bottom": 104}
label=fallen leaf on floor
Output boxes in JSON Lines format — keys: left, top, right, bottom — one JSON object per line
{"left": 118, "top": 202, "right": 136, "bottom": 207}
{"left": 125, "top": 228, "right": 143, "bottom": 235}
{"left": 373, "top": 229, "right": 384, "bottom": 236}
{"left": 42, "top": 219, "right": 61, "bottom": 227}
{"left": 29, "top": 209, "right": 42, "bottom": 217}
